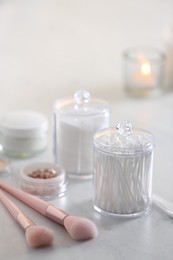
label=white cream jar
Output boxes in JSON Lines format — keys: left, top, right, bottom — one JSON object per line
{"left": 0, "top": 110, "right": 48, "bottom": 158}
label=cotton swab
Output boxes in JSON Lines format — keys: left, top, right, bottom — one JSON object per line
{"left": 0, "top": 181, "right": 98, "bottom": 241}
{"left": 0, "top": 189, "right": 54, "bottom": 248}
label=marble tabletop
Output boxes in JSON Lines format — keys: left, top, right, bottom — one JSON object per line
{"left": 1, "top": 92, "right": 173, "bottom": 260}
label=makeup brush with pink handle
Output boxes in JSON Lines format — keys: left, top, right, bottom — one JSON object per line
{"left": 0, "top": 181, "right": 98, "bottom": 241}
{"left": 0, "top": 189, "right": 54, "bottom": 248}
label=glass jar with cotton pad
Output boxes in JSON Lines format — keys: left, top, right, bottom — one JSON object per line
{"left": 93, "top": 121, "right": 155, "bottom": 218}
{"left": 53, "top": 90, "right": 111, "bottom": 179}
{"left": 0, "top": 110, "right": 48, "bottom": 158}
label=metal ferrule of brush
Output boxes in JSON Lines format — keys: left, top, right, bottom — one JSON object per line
{"left": 16, "top": 212, "right": 34, "bottom": 230}
{"left": 45, "top": 205, "right": 68, "bottom": 225}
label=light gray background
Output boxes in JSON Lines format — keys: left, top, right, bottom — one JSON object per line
{"left": 0, "top": 0, "right": 173, "bottom": 114}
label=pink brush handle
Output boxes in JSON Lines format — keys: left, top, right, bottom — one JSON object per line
{"left": 0, "top": 189, "right": 34, "bottom": 230}
{"left": 0, "top": 182, "right": 48, "bottom": 214}
{"left": 0, "top": 189, "right": 19, "bottom": 219}
{"left": 0, "top": 182, "right": 67, "bottom": 225}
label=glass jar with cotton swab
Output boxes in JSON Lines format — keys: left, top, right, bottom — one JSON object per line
{"left": 93, "top": 121, "right": 155, "bottom": 218}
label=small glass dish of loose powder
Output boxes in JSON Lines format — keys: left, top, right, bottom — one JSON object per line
{"left": 0, "top": 157, "right": 10, "bottom": 174}
{"left": 20, "top": 162, "right": 67, "bottom": 199}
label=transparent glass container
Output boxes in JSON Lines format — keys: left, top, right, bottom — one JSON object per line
{"left": 20, "top": 162, "right": 67, "bottom": 200}
{"left": 123, "top": 47, "right": 166, "bottom": 98}
{"left": 53, "top": 90, "right": 111, "bottom": 179}
{"left": 93, "top": 121, "right": 155, "bottom": 218}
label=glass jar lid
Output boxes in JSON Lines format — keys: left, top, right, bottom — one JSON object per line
{"left": 0, "top": 110, "right": 48, "bottom": 138}
{"left": 53, "top": 90, "right": 110, "bottom": 116}
{"left": 94, "top": 121, "right": 155, "bottom": 155}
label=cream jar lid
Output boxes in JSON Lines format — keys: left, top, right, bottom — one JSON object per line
{"left": 0, "top": 110, "right": 48, "bottom": 138}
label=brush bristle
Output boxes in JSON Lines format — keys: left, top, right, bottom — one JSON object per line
{"left": 26, "top": 225, "right": 54, "bottom": 248}
{"left": 63, "top": 216, "right": 98, "bottom": 241}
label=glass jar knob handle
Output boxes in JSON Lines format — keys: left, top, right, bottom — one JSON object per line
{"left": 74, "top": 90, "right": 90, "bottom": 105}
{"left": 116, "top": 121, "right": 133, "bottom": 137}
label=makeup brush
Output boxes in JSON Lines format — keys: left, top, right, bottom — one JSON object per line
{"left": 0, "top": 189, "right": 54, "bottom": 248}
{"left": 0, "top": 181, "right": 98, "bottom": 241}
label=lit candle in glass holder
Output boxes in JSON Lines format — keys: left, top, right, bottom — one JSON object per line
{"left": 123, "top": 48, "right": 166, "bottom": 97}
{"left": 134, "top": 59, "right": 155, "bottom": 87}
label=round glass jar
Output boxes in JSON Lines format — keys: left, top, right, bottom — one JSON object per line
{"left": 0, "top": 157, "right": 10, "bottom": 174}
{"left": 20, "top": 162, "right": 67, "bottom": 199}
{"left": 53, "top": 90, "right": 111, "bottom": 179}
{"left": 93, "top": 121, "right": 155, "bottom": 218}
{"left": 0, "top": 110, "right": 48, "bottom": 158}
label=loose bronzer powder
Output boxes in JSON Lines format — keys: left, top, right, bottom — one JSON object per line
{"left": 28, "top": 169, "right": 58, "bottom": 179}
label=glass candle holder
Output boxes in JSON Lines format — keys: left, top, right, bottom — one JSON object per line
{"left": 123, "top": 47, "right": 166, "bottom": 97}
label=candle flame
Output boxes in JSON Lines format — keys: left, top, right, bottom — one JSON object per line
{"left": 140, "top": 62, "right": 151, "bottom": 75}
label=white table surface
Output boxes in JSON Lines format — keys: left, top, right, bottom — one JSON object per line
{"left": 1, "top": 92, "right": 173, "bottom": 260}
